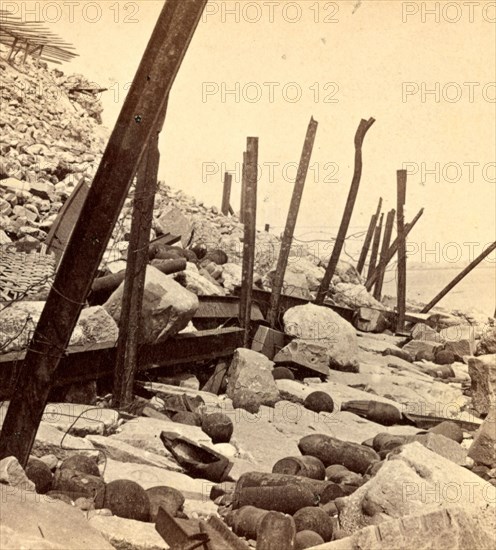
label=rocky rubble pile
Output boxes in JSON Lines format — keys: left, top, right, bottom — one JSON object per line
{"left": 1, "top": 317, "right": 495, "bottom": 549}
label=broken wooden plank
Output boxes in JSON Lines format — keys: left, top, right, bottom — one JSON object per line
{"left": 0, "top": 0, "right": 209, "bottom": 466}
{"left": 420, "top": 241, "right": 496, "bottom": 314}
{"left": 267, "top": 117, "right": 318, "bottom": 328}
{"left": 356, "top": 197, "right": 382, "bottom": 275}
{"left": 366, "top": 212, "right": 384, "bottom": 284}
{"left": 0, "top": 328, "right": 244, "bottom": 400}
{"left": 315, "top": 117, "right": 375, "bottom": 305}
{"left": 195, "top": 295, "right": 264, "bottom": 322}
{"left": 44, "top": 178, "right": 90, "bottom": 264}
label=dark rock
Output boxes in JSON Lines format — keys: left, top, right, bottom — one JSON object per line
{"left": 435, "top": 349, "right": 456, "bottom": 365}
{"left": 319, "top": 482, "right": 346, "bottom": 504}
{"left": 272, "top": 366, "right": 295, "bottom": 380}
{"left": 325, "top": 465, "right": 362, "bottom": 486}
{"left": 382, "top": 347, "right": 413, "bottom": 362}
{"left": 295, "top": 530, "right": 325, "bottom": 550}
{"left": 256, "top": 511, "right": 296, "bottom": 549}
{"left": 204, "top": 249, "right": 228, "bottom": 265}
{"left": 372, "top": 433, "right": 407, "bottom": 453}
{"left": 59, "top": 455, "right": 100, "bottom": 477}
{"left": 172, "top": 411, "right": 202, "bottom": 426}
{"left": 304, "top": 391, "right": 334, "bottom": 414}
{"left": 25, "top": 458, "right": 53, "bottom": 494}
{"left": 234, "top": 485, "right": 316, "bottom": 515}
{"left": 416, "top": 350, "right": 436, "bottom": 362}
{"left": 53, "top": 468, "right": 105, "bottom": 508}
{"left": 298, "top": 434, "right": 380, "bottom": 474}
{"left": 146, "top": 486, "right": 185, "bottom": 521}
{"left": 232, "top": 389, "right": 262, "bottom": 414}
{"left": 293, "top": 507, "right": 333, "bottom": 542}
{"left": 103, "top": 479, "right": 150, "bottom": 522}
{"left": 201, "top": 413, "right": 234, "bottom": 444}
{"left": 429, "top": 421, "right": 464, "bottom": 443}
{"left": 272, "top": 456, "right": 326, "bottom": 480}
{"left": 226, "top": 505, "right": 269, "bottom": 539}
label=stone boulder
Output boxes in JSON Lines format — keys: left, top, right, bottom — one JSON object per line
{"left": 440, "top": 324, "right": 476, "bottom": 358}
{"left": 104, "top": 265, "right": 198, "bottom": 343}
{"left": 0, "top": 485, "right": 114, "bottom": 550}
{"left": 283, "top": 304, "right": 359, "bottom": 373}
{"left": 274, "top": 339, "right": 330, "bottom": 377}
{"left": 411, "top": 323, "right": 441, "bottom": 342}
{"left": 0, "top": 456, "right": 36, "bottom": 492}
{"left": 221, "top": 263, "right": 243, "bottom": 293}
{"left": 468, "top": 406, "right": 496, "bottom": 468}
{"left": 263, "top": 269, "right": 312, "bottom": 300}
{"left": 478, "top": 326, "right": 496, "bottom": 355}
{"left": 0, "top": 303, "right": 118, "bottom": 354}
{"left": 177, "top": 265, "right": 226, "bottom": 296}
{"left": 227, "top": 349, "right": 279, "bottom": 407}
{"left": 314, "top": 507, "right": 495, "bottom": 550}
{"left": 402, "top": 339, "right": 442, "bottom": 362}
{"left": 337, "top": 442, "right": 495, "bottom": 536}
{"left": 154, "top": 205, "right": 193, "bottom": 247}
{"left": 468, "top": 354, "right": 496, "bottom": 415}
{"left": 331, "top": 283, "right": 386, "bottom": 311}
{"left": 70, "top": 306, "right": 119, "bottom": 346}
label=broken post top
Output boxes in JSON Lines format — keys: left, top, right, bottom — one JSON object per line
{"left": 355, "top": 118, "right": 376, "bottom": 146}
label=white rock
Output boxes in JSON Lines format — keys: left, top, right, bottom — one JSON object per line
{"left": 104, "top": 265, "right": 198, "bottom": 343}
{"left": 283, "top": 304, "right": 359, "bottom": 372}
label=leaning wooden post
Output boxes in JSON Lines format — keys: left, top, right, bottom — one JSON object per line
{"left": 396, "top": 170, "right": 407, "bottom": 333}
{"left": 372, "top": 208, "right": 395, "bottom": 299}
{"left": 366, "top": 212, "right": 384, "bottom": 283}
{"left": 357, "top": 197, "right": 382, "bottom": 274}
{"left": 113, "top": 107, "right": 165, "bottom": 410}
{"left": 366, "top": 207, "right": 424, "bottom": 289}
{"left": 315, "top": 117, "right": 375, "bottom": 305}
{"left": 267, "top": 117, "right": 318, "bottom": 328}
{"left": 420, "top": 241, "right": 496, "bottom": 314}
{"left": 0, "top": 0, "right": 208, "bottom": 466}
{"left": 239, "top": 138, "right": 258, "bottom": 347}
{"left": 221, "top": 172, "right": 232, "bottom": 216}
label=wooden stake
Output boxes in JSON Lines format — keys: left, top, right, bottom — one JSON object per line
{"left": 239, "top": 138, "right": 258, "bottom": 347}
{"left": 357, "top": 197, "right": 382, "bottom": 275}
{"left": 396, "top": 170, "right": 407, "bottom": 333}
{"left": 315, "top": 117, "right": 375, "bottom": 305}
{"left": 372, "top": 208, "right": 395, "bottom": 300}
{"left": 221, "top": 172, "right": 232, "bottom": 216}
{"left": 240, "top": 152, "right": 247, "bottom": 223}
{"left": 420, "top": 241, "right": 496, "bottom": 313}
{"left": 366, "top": 207, "right": 424, "bottom": 289}
{"left": 366, "top": 212, "right": 384, "bottom": 283}
{"left": 267, "top": 117, "right": 318, "bottom": 328}
{"left": 113, "top": 115, "right": 163, "bottom": 410}
{"left": 0, "top": 0, "right": 208, "bottom": 466}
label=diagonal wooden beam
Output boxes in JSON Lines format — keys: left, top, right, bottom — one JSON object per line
{"left": 267, "top": 117, "right": 318, "bottom": 328}
{"left": 357, "top": 197, "right": 382, "bottom": 274}
{"left": 0, "top": 0, "right": 208, "bottom": 467}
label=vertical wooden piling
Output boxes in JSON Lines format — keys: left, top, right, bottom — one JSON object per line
{"left": 267, "top": 117, "right": 318, "bottom": 328}
{"left": 315, "top": 117, "right": 375, "bottom": 305}
{"left": 113, "top": 112, "right": 164, "bottom": 410}
{"left": 372, "top": 208, "right": 395, "bottom": 300}
{"left": 239, "top": 138, "right": 258, "bottom": 347}
{"left": 0, "top": 0, "right": 208, "bottom": 466}
{"left": 420, "top": 241, "right": 496, "bottom": 313}
{"left": 366, "top": 207, "right": 424, "bottom": 289}
{"left": 366, "top": 212, "right": 384, "bottom": 283}
{"left": 396, "top": 170, "right": 407, "bottom": 333}
{"left": 221, "top": 172, "right": 232, "bottom": 216}
{"left": 240, "top": 152, "right": 247, "bottom": 223}
{"left": 357, "top": 197, "right": 382, "bottom": 274}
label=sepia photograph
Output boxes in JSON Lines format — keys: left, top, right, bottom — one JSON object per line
{"left": 0, "top": 1, "right": 495, "bottom": 548}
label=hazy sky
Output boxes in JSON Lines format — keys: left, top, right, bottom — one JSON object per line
{"left": 9, "top": 0, "right": 496, "bottom": 266}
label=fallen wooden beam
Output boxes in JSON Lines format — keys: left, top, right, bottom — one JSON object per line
{"left": 0, "top": 328, "right": 244, "bottom": 401}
